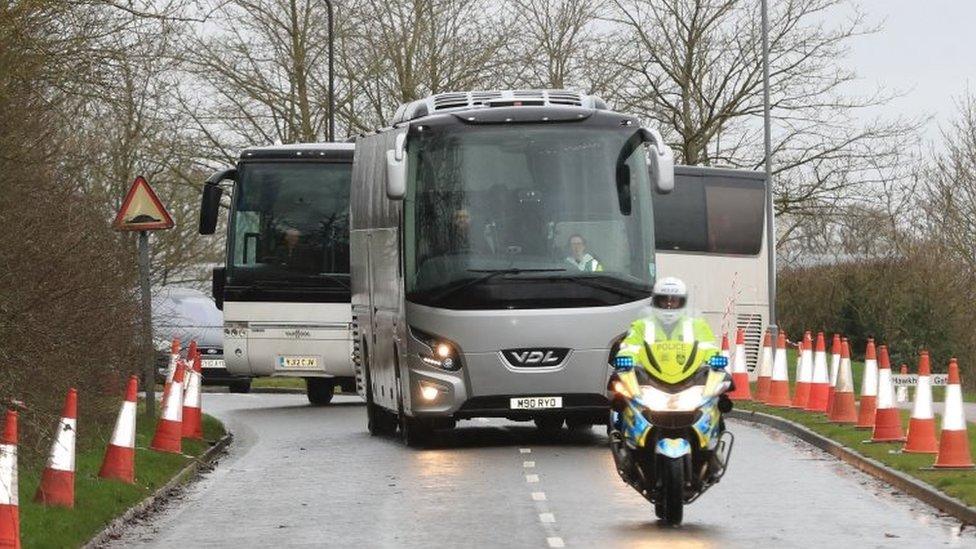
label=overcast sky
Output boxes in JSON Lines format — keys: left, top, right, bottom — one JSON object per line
{"left": 839, "top": 0, "right": 975, "bottom": 144}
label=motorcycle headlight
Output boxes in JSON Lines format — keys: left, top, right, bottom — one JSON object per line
{"left": 640, "top": 384, "right": 704, "bottom": 412}
{"left": 409, "top": 326, "right": 462, "bottom": 371}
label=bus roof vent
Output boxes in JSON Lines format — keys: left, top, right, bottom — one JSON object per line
{"left": 393, "top": 90, "right": 606, "bottom": 123}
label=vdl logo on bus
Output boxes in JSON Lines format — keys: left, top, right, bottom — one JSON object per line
{"left": 502, "top": 348, "right": 571, "bottom": 368}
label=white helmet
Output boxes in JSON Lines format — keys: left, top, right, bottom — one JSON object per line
{"left": 651, "top": 277, "right": 687, "bottom": 325}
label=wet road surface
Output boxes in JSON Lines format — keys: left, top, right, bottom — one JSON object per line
{"left": 109, "top": 393, "right": 975, "bottom": 548}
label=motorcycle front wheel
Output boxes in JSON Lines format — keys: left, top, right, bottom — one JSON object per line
{"left": 661, "top": 458, "right": 684, "bottom": 525}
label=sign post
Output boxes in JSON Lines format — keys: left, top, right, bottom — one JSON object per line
{"left": 112, "top": 176, "right": 175, "bottom": 419}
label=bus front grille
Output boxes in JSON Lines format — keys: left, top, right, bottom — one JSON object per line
{"left": 736, "top": 314, "right": 764, "bottom": 372}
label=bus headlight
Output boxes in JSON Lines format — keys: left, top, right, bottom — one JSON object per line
{"left": 410, "top": 326, "right": 463, "bottom": 371}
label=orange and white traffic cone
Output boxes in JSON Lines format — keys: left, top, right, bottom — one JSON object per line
{"left": 933, "top": 359, "right": 975, "bottom": 468}
{"left": 828, "top": 339, "right": 858, "bottom": 423}
{"left": 805, "top": 332, "right": 830, "bottom": 412}
{"left": 99, "top": 376, "right": 139, "bottom": 483}
{"left": 0, "top": 410, "right": 20, "bottom": 549}
{"left": 755, "top": 330, "right": 773, "bottom": 402}
{"left": 826, "top": 333, "right": 842, "bottom": 416}
{"left": 151, "top": 361, "right": 185, "bottom": 454}
{"left": 182, "top": 349, "right": 204, "bottom": 440}
{"left": 164, "top": 338, "right": 181, "bottom": 385}
{"left": 728, "top": 328, "right": 752, "bottom": 400}
{"left": 720, "top": 333, "right": 730, "bottom": 360}
{"left": 870, "top": 345, "right": 905, "bottom": 442}
{"left": 35, "top": 388, "right": 77, "bottom": 508}
{"left": 791, "top": 331, "right": 813, "bottom": 409}
{"left": 896, "top": 364, "right": 909, "bottom": 403}
{"left": 766, "top": 332, "right": 792, "bottom": 407}
{"left": 903, "top": 351, "right": 938, "bottom": 454}
{"left": 855, "top": 338, "right": 879, "bottom": 429}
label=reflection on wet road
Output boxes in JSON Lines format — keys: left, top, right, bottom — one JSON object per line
{"left": 110, "top": 394, "right": 974, "bottom": 548}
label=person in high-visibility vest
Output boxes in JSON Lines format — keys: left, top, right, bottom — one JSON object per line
{"left": 614, "top": 277, "right": 733, "bottom": 408}
{"left": 565, "top": 234, "right": 603, "bottom": 272}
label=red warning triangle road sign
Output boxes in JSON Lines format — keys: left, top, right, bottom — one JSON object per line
{"left": 112, "top": 176, "right": 175, "bottom": 231}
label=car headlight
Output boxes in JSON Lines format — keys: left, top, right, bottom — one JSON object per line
{"left": 640, "top": 384, "right": 704, "bottom": 412}
{"left": 409, "top": 326, "right": 462, "bottom": 371}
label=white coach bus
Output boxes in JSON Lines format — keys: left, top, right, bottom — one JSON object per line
{"left": 350, "top": 90, "right": 675, "bottom": 445}
{"left": 199, "top": 143, "right": 357, "bottom": 404}
{"left": 654, "top": 166, "right": 770, "bottom": 371}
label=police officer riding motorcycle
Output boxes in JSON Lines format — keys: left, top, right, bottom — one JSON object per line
{"left": 607, "top": 277, "right": 735, "bottom": 525}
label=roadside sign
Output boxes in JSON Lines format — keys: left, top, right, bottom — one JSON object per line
{"left": 111, "top": 176, "right": 174, "bottom": 231}
{"left": 891, "top": 374, "right": 949, "bottom": 387}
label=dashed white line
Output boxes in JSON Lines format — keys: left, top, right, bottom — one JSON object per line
{"left": 520, "top": 448, "right": 532, "bottom": 454}
{"left": 539, "top": 512, "right": 556, "bottom": 523}
{"left": 546, "top": 537, "right": 565, "bottom": 548}
{"left": 531, "top": 492, "right": 547, "bottom": 501}
{"left": 526, "top": 474, "right": 539, "bottom": 483}
{"left": 523, "top": 460, "right": 536, "bottom": 468}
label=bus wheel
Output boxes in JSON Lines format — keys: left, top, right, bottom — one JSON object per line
{"left": 401, "top": 415, "right": 432, "bottom": 448}
{"left": 229, "top": 379, "right": 251, "bottom": 394}
{"left": 306, "top": 378, "right": 335, "bottom": 405}
{"left": 534, "top": 416, "right": 564, "bottom": 436}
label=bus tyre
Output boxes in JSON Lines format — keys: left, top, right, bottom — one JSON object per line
{"left": 661, "top": 458, "right": 684, "bottom": 526}
{"left": 534, "top": 416, "right": 564, "bottom": 435}
{"left": 566, "top": 418, "right": 594, "bottom": 431}
{"left": 229, "top": 379, "right": 252, "bottom": 394}
{"left": 306, "top": 378, "right": 335, "bottom": 406}
{"left": 401, "top": 416, "right": 432, "bottom": 448}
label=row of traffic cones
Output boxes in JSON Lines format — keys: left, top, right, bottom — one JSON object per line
{"left": 743, "top": 328, "right": 975, "bottom": 469}
{"left": 0, "top": 339, "right": 205, "bottom": 547}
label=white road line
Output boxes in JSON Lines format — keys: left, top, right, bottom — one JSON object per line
{"left": 539, "top": 512, "right": 556, "bottom": 523}
{"left": 531, "top": 492, "right": 547, "bottom": 501}
{"left": 520, "top": 448, "right": 532, "bottom": 454}
{"left": 526, "top": 474, "right": 539, "bottom": 483}
{"left": 523, "top": 460, "right": 536, "bottom": 468}
{"left": 546, "top": 537, "right": 565, "bottom": 548}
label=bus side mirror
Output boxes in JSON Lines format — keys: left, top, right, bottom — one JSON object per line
{"left": 386, "top": 132, "right": 407, "bottom": 200}
{"left": 199, "top": 167, "right": 236, "bottom": 235}
{"left": 212, "top": 267, "right": 226, "bottom": 310}
{"left": 640, "top": 128, "right": 674, "bottom": 194}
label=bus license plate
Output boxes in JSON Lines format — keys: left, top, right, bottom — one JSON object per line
{"left": 201, "top": 359, "right": 224, "bottom": 369}
{"left": 278, "top": 356, "right": 319, "bottom": 369}
{"left": 510, "top": 396, "right": 563, "bottom": 410}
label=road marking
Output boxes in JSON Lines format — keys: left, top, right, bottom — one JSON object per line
{"left": 539, "top": 512, "right": 556, "bottom": 523}
{"left": 523, "top": 460, "right": 536, "bottom": 468}
{"left": 546, "top": 537, "right": 565, "bottom": 548}
{"left": 526, "top": 474, "right": 539, "bottom": 483}
{"left": 531, "top": 491, "right": 547, "bottom": 501}
{"left": 520, "top": 448, "right": 531, "bottom": 454}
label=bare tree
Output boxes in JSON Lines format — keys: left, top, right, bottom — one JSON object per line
{"left": 338, "top": 0, "right": 512, "bottom": 132}
{"left": 609, "top": 0, "right": 922, "bottom": 248}
{"left": 502, "top": 0, "right": 627, "bottom": 96}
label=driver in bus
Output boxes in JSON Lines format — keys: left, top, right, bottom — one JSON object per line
{"left": 449, "top": 207, "right": 496, "bottom": 255}
{"left": 565, "top": 234, "right": 603, "bottom": 272}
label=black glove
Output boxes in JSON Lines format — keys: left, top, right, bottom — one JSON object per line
{"left": 718, "top": 393, "right": 733, "bottom": 413}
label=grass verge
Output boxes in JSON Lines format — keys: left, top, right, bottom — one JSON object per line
{"left": 738, "top": 400, "right": 976, "bottom": 507}
{"left": 18, "top": 406, "right": 225, "bottom": 548}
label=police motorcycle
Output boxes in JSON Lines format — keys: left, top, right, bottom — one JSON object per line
{"left": 607, "top": 332, "right": 735, "bottom": 525}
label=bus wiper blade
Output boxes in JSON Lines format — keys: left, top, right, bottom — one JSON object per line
{"left": 430, "top": 268, "right": 566, "bottom": 304}
{"left": 559, "top": 276, "right": 648, "bottom": 298}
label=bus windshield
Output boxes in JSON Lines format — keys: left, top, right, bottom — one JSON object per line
{"left": 655, "top": 172, "right": 765, "bottom": 255}
{"left": 227, "top": 161, "right": 351, "bottom": 289}
{"left": 404, "top": 123, "right": 655, "bottom": 309}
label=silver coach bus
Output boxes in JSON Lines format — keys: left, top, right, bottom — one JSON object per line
{"left": 200, "top": 143, "right": 357, "bottom": 404}
{"left": 351, "top": 90, "right": 674, "bottom": 445}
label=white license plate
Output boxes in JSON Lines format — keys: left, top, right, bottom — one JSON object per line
{"left": 201, "top": 359, "right": 224, "bottom": 369}
{"left": 277, "top": 356, "right": 319, "bottom": 369}
{"left": 510, "top": 396, "right": 563, "bottom": 410}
